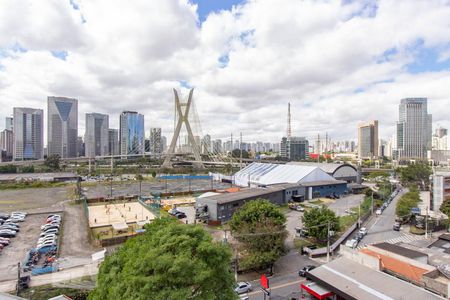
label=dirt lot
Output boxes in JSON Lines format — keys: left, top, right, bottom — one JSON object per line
{"left": 84, "top": 179, "right": 231, "bottom": 198}
{"left": 0, "top": 214, "right": 46, "bottom": 281}
{"left": 0, "top": 187, "right": 71, "bottom": 213}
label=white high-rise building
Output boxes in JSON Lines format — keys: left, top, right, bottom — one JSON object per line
{"left": 432, "top": 127, "right": 448, "bottom": 151}
{"left": 5, "top": 117, "right": 13, "bottom": 131}
{"left": 396, "top": 98, "right": 432, "bottom": 160}
{"left": 13, "top": 107, "right": 44, "bottom": 160}
{"left": 85, "top": 113, "right": 109, "bottom": 158}
{"left": 212, "top": 139, "right": 222, "bottom": 153}
{"left": 108, "top": 129, "right": 119, "bottom": 156}
{"left": 202, "top": 134, "right": 211, "bottom": 154}
{"left": 47, "top": 96, "right": 78, "bottom": 158}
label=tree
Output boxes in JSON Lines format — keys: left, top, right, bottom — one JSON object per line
{"left": 90, "top": 218, "right": 236, "bottom": 300}
{"left": 397, "top": 163, "right": 431, "bottom": 190}
{"left": 396, "top": 189, "right": 420, "bottom": 219}
{"left": 231, "top": 149, "right": 249, "bottom": 159}
{"left": 229, "top": 200, "right": 287, "bottom": 271}
{"left": 151, "top": 170, "right": 157, "bottom": 178}
{"left": 45, "top": 154, "right": 61, "bottom": 171}
{"left": 302, "top": 206, "right": 340, "bottom": 241}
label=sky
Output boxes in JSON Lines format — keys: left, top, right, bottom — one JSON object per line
{"left": 1, "top": 0, "right": 450, "bottom": 145}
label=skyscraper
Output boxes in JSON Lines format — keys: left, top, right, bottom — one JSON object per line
{"left": 85, "top": 113, "right": 109, "bottom": 158}
{"left": 150, "top": 128, "right": 162, "bottom": 156}
{"left": 13, "top": 107, "right": 44, "bottom": 160}
{"left": 358, "top": 120, "right": 379, "bottom": 159}
{"left": 432, "top": 127, "right": 448, "bottom": 151}
{"left": 47, "top": 96, "right": 78, "bottom": 158}
{"left": 202, "top": 134, "right": 211, "bottom": 154}
{"left": 280, "top": 137, "right": 309, "bottom": 160}
{"left": 396, "top": 98, "right": 432, "bottom": 160}
{"left": 0, "top": 129, "right": 13, "bottom": 161}
{"left": 119, "top": 111, "right": 144, "bottom": 156}
{"left": 108, "top": 129, "right": 119, "bottom": 156}
{"left": 212, "top": 139, "right": 222, "bottom": 153}
{"left": 5, "top": 117, "right": 13, "bottom": 131}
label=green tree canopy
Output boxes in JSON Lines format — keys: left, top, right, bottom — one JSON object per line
{"left": 229, "top": 199, "right": 287, "bottom": 270}
{"left": 45, "top": 154, "right": 61, "bottom": 171}
{"left": 397, "top": 163, "right": 431, "bottom": 190}
{"left": 231, "top": 149, "right": 250, "bottom": 159}
{"left": 396, "top": 189, "right": 420, "bottom": 219}
{"left": 302, "top": 206, "right": 340, "bottom": 241}
{"left": 89, "top": 218, "right": 236, "bottom": 300}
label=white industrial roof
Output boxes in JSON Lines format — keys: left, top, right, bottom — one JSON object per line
{"left": 234, "top": 163, "right": 335, "bottom": 187}
{"left": 287, "top": 162, "right": 357, "bottom": 174}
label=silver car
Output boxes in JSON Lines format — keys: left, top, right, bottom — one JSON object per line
{"left": 234, "top": 282, "right": 252, "bottom": 294}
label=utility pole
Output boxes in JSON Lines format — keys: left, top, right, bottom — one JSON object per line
{"left": 325, "top": 132, "right": 328, "bottom": 163}
{"left": 425, "top": 206, "right": 429, "bottom": 239}
{"left": 371, "top": 190, "right": 374, "bottom": 215}
{"left": 326, "top": 221, "right": 331, "bottom": 262}
{"left": 317, "top": 134, "right": 320, "bottom": 164}
{"left": 16, "top": 262, "right": 20, "bottom": 296}
{"left": 240, "top": 132, "right": 243, "bottom": 170}
{"left": 88, "top": 157, "right": 91, "bottom": 176}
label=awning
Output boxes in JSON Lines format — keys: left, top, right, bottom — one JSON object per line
{"left": 301, "top": 282, "right": 334, "bottom": 300}
{"left": 112, "top": 223, "right": 128, "bottom": 230}
{"left": 91, "top": 249, "right": 106, "bottom": 261}
{"left": 137, "top": 220, "right": 150, "bottom": 226}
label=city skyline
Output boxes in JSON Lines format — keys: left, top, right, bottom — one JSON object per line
{"left": 1, "top": 1, "right": 450, "bottom": 143}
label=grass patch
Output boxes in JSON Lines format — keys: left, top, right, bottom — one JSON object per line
{"left": 410, "top": 226, "right": 425, "bottom": 235}
{"left": 309, "top": 199, "right": 324, "bottom": 205}
{"left": 0, "top": 181, "right": 68, "bottom": 190}
{"left": 18, "top": 285, "right": 90, "bottom": 300}
{"left": 339, "top": 214, "right": 358, "bottom": 232}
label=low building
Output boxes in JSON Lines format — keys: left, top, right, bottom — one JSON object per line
{"left": 196, "top": 183, "right": 303, "bottom": 224}
{"left": 196, "top": 180, "right": 347, "bottom": 224}
{"left": 428, "top": 150, "right": 450, "bottom": 166}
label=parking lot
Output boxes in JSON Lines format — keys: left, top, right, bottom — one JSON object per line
{"left": 0, "top": 213, "right": 45, "bottom": 281}
{"left": 326, "top": 194, "right": 365, "bottom": 216}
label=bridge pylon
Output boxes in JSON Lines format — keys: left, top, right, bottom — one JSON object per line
{"left": 162, "top": 88, "right": 204, "bottom": 169}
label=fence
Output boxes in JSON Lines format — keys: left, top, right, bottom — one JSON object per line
{"left": 159, "top": 175, "right": 212, "bottom": 180}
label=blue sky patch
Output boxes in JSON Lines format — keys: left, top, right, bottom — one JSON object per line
{"left": 51, "top": 50, "right": 68, "bottom": 61}
{"left": 406, "top": 45, "right": 450, "bottom": 74}
{"left": 218, "top": 54, "right": 229, "bottom": 68}
{"left": 191, "top": 0, "right": 244, "bottom": 22}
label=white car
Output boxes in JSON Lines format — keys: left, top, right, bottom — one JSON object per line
{"left": 358, "top": 227, "right": 368, "bottom": 236}
{"left": 234, "top": 282, "right": 252, "bottom": 294}
{"left": 345, "top": 239, "right": 358, "bottom": 249}
{"left": 41, "top": 223, "right": 60, "bottom": 230}
{"left": 376, "top": 209, "right": 382, "bottom": 216}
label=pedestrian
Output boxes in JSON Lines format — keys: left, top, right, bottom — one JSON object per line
{"left": 94, "top": 218, "right": 97, "bottom": 223}
{"left": 135, "top": 214, "right": 137, "bottom": 219}
{"left": 129, "top": 206, "right": 131, "bottom": 211}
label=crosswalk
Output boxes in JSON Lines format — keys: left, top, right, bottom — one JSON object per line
{"left": 356, "top": 233, "right": 428, "bottom": 250}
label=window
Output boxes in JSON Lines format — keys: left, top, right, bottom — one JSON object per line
{"left": 233, "top": 203, "right": 239, "bottom": 207}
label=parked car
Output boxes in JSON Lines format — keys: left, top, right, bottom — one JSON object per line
{"left": 375, "top": 209, "right": 382, "bottom": 216}
{"left": 174, "top": 211, "right": 187, "bottom": 219}
{"left": 356, "top": 232, "right": 364, "bottom": 241}
{"left": 41, "top": 224, "right": 60, "bottom": 230}
{"left": 41, "top": 228, "right": 59, "bottom": 235}
{"left": 345, "top": 239, "right": 358, "bottom": 249}
{"left": 358, "top": 227, "right": 368, "bottom": 236}
{"left": 168, "top": 209, "right": 179, "bottom": 216}
{"left": 37, "top": 240, "right": 57, "bottom": 248}
{"left": 5, "top": 217, "right": 24, "bottom": 223}
{"left": 234, "top": 282, "right": 252, "bottom": 294}
{"left": 239, "top": 293, "right": 249, "bottom": 300}
{"left": 0, "top": 230, "right": 16, "bottom": 238}
{"left": 298, "top": 265, "right": 316, "bottom": 277}
{"left": 0, "top": 225, "right": 19, "bottom": 232}
{"left": 393, "top": 222, "right": 401, "bottom": 231}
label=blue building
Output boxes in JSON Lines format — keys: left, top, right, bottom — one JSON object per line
{"left": 120, "top": 111, "right": 145, "bottom": 156}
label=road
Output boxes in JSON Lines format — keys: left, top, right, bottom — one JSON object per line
{"left": 359, "top": 188, "right": 406, "bottom": 245}
{"left": 248, "top": 275, "right": 307, "bottom": 299}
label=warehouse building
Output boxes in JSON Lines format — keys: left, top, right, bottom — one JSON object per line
{"left": 196, "top": 183, "right": 303, "bottom": 224}
{"left": 197, "top": 179, "right": 347, "bottom": 224}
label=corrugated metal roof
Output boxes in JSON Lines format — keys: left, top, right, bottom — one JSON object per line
{"left": 287, "top": 162, "right": 357, "bottom": 174}
{"left": 372, "top": 242, "right": 427, "bottom": 259}
{"left": 234, "top": 163, "right": 335, "bottom": 187}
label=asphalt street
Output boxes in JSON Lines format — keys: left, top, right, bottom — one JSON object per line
{"left": 358, "top": 188, "right": 407, "bottom": 246}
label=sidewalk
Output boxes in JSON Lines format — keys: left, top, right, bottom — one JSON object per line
{"left": 0, "top": 262, "right": 99, "bottom": 293}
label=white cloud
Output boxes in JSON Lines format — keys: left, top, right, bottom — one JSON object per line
{"left": 1, "top": 0, "right": 450, "bottom": 146}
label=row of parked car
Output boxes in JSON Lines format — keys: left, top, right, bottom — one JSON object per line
{"left": 36, "top": 214, "right": 61, "bottom": 250}
{"left": 168, "top": 208, "right": 187, "bottom": 219}
{"left": 0, "top": 212, "right": 27, "bottom": 255}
